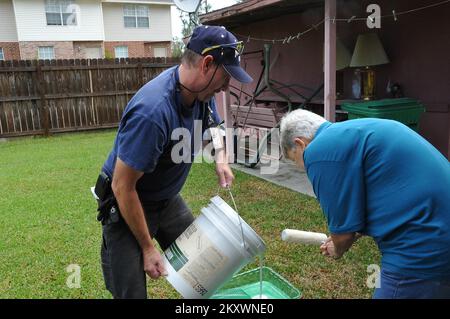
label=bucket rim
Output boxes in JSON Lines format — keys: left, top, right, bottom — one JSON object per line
{"left": 210, "top": 196, "right": 266, "bottom": 251}
{"left": 202, "top": 196, "right": 266, "bottom": 257}
{"left": 201, "top": 206, "right": 266, "bottom": 259}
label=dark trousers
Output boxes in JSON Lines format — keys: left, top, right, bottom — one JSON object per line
{"left": 100, "top": 194, "right": 195, "bottom": 299}
{"left": 373, "top": 268, "right": 450, "bottom": 299}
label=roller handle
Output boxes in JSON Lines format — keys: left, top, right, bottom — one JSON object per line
{"left": 281, "top": 229, "right": 328, "bottom": 245}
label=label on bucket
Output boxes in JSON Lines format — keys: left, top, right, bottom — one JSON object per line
{"left": 164, "top": 222, "right": 228, "bottom": 297}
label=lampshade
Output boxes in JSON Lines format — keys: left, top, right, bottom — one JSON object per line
{"left": 336, "top": 37, "right": 352, "bottom": 71}
{"left": 350, "top": 33, "right": 389, "bottom": 67}
{"left": 322, "top": 38, "right": 352, "bottom": 71}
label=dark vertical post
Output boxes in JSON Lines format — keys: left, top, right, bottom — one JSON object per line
{"left": 36, "top": 61, "right": 50, "bottom": 136}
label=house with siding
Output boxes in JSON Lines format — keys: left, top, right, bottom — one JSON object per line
{"left": 0, "top": 0, "right": 173, "bottom": 60}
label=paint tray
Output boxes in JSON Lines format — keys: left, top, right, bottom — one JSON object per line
{"left": 210, "top": 267, "right": 301, "bottom": 299}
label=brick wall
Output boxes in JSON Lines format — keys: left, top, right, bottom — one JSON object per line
{"left": 0, "top": 42, "right": 21, "bottom": 60}
{"left": 1, "top": 41, "right": 172, "bottom": 60}
{"left": 104, "top": 41, "right": 172, "bottom": 58}
{"left": 145, "top": 41, "right": 171, "bottom": 58}
{"left": 19, "top": 41, "right": 74, "bottom": 60}
{"left": 73, "top": 41, "right": 104, "bottom": 59}
{"left": 104, "top": 41, "right": 146, "bottom": 58}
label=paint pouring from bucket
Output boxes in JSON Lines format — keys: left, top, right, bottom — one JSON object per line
{"left": 163, "top": 196, "right": 266, "bottom": 299}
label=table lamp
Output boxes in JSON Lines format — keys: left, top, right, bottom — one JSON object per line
{"left": 336, "top": 37, "right": 352, "bottom": 72}
{"left": 336, "top": 38, "right": 351, "bottom": 98}
{"left": 350, "top": 33, "right": 389, "bottom": 100}
{"left": 322, "top": 38, "right": 351, "bottom": 98}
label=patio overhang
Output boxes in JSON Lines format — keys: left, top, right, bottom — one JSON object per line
{"left": 200, "top": 0, "right": 324, "bottom": 28}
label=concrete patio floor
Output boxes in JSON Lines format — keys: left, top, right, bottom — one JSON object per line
{"left": 231, "top": 159, "right": 316, "bottom": 198}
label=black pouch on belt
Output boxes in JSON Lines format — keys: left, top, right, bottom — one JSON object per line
{"left": 94, "top": 172, "right": 120, "bottom": 225}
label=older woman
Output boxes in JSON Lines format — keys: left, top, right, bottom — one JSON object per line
{"left": 280, "top": 109, "right": 450, "bottom": 299}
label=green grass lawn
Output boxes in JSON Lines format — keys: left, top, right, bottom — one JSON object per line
{"left": 0, "top": 131, "right": 380, "bottom": 299}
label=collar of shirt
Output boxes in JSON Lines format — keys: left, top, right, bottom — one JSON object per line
{"left": 303, "top": 121, "right": 332, "bottom": 164}
{"left": 314, "top": 121, "right": 332, "bottom": 139}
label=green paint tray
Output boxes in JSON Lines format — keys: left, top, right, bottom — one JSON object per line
{"left": 211, "top": 267, "right": 301, "bottom": 299}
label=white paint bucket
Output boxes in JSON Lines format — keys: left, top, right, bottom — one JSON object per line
{"left": 163, "top": 195, "right": 266, "bottom": 299}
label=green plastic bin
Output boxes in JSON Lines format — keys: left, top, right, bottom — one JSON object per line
{"left": 210, "top": 267, "right": 301, "bottom": 299}
{"left": 341, "top": 98, "right": 425, "bottom": 131}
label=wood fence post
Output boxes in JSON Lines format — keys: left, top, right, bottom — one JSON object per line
{"left": 137, "top": 58, "right": 144, "bottom": 87}
{"left": 36, "top": 62, "right": 50, "bottom": 136}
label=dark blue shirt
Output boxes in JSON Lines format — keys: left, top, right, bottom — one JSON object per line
{"left": 102, "top": 65, "right": 221, "bottom": 201}
{"left": 304, "top": 119, "right": 450, "bottom": 280}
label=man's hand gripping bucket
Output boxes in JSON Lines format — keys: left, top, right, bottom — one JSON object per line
{"left": 163, "top": 194, "right": 266, "bottom": 299}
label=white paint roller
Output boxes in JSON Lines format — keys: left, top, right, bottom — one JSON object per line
{"left": 281, "top": 229, "right": 328, "bottom": 245}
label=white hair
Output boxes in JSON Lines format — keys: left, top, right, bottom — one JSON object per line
{"left": 280, "top": 109, "right": 326, "bottom": 157}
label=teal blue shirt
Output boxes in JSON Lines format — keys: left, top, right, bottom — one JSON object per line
{"left": 304, "top": 118, "right": 450, "bottom": 280}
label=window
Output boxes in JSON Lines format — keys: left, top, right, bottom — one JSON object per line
{"left": 153, "top": 47, "right": 167, "bottom": 58}
{"left": 0, "top": 48, "right": 4, "bottom": 61}
{"left": 115, "top": 46, "right": 128, "bottom": 59}
{"left": 123, "top": 4, "right": 149, "bottom": 28}
{"left": 39, "top": 47, "right": 55, "bottom": 60}
{"left": 45, "top": 0, "right": 77, "bottom": 26}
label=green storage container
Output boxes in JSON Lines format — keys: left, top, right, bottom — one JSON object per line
{"left": 210, "top": 267, "right": 301, "bottom": 299}
{"left": 341, "top": 98, "right": 425, "bottom": 131}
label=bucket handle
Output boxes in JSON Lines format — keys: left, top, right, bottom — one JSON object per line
{"left": 217, "top": 185, "right": 248, "bottom": 251}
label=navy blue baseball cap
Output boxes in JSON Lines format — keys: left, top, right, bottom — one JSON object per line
{"left": 187, "top": 25, "right": 253, "bottom": 84}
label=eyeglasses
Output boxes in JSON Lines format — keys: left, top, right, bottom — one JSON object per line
{"left": 201, "top": 41, "right": 244, "bottom": 64}
{"left": 201, "top": 41, "right": 244, "bottom": 55}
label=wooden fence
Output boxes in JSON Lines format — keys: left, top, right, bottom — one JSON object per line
{"left": 0, "top": 57, "right": 179, "bottom": 138}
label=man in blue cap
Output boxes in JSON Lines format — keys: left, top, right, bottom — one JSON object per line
{"left": 96, "top": 25, "right": 252, "bottom": 298}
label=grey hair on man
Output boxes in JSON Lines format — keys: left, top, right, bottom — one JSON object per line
{"left": 280, "top": 109, "right": 327, "bottom": 158}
